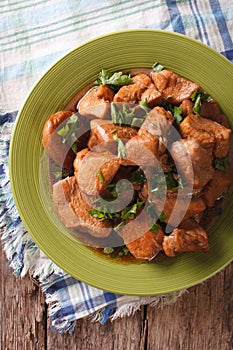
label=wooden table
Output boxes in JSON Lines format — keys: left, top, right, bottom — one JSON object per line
{"left": 1, "top": 241, "right": 232, "bottom": 350}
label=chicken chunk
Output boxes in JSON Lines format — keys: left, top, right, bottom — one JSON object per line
{"left": 203, "top": 166, "right": 232, "bottom": 207}
{"left": 151, "top": 194, "right": 206, "bottom": 227}
{"left": 78, "top": 84, "right": 114, "bottom": 119}
{"left": 180, "top": 99, "right": 194, "bottom": 117}
{"left": 74, "top": 149, "right": 133, "bottom": 196}
{"left": 88, "top": 119, "right": 138, "bottom": 153}
{"left": 125, "top": 106, "right": 173, "bottom": 167}
{"left": 170, "top": 139, "right": 214, "bottom": 190}
{"left": 163, "top": 219, "right": 209, "bottom": 257}
{"left": 151, "top": 70, "right": 200, "bottom": 104}
{"left": 113, "top": 73, "right": 151, "bottom": 104}
{"left": 42, "top": 110, "right": 88, "bottom": 169}
{"left": 141, "top": 83, "right": 163, "bottom": 108}
{"left": 179, "top": 114, "right": 231, "bottom": 158}
{"left": 53, "top": 176, "right": 112, "bottom": 238}
{"left": 116, "top": 207, "right": 163, "bottom": 260}
{"left": 126, "top": 228, "right": 164, "bottom": 260}
{"left": 200, "top": 99, "right": 229, "bottom": 128}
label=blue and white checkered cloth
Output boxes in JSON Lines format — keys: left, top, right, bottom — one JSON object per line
{"left": 1, "top": 0, "right": 232, "bottom": 334}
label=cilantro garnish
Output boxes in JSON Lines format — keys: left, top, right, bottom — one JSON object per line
{"left": 113, "top": 134, "right": 127, "bottom": 158}
{"left": 150, "top": 223, "right": 160, "bottom": 233}
{"left": 120, "top": 200, "right": 144, "bottom": 220}
{"left": 97, "top": 170, "right": 105, "bottom": 183}
{"left": 191, "top": 89, "right": 210, "bottom": 116}
{"left": 130, "top": 169, "right": 146, "bottom": 184}
{"left": 96, "top": 69, "right": 132, "bottom": 89}
{"left": 57, "top": 113, "right": 80, "bottom": 152}
{"left": 152, "top": 62, "right": 164, "bottom": 72}
{"left": 88, "top": 208, "right": 118, "bottom": 221}
{"left": 173, "top": 106, "right": 183, "bottom": 124}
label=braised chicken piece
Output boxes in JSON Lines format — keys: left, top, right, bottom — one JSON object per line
{"left": 126, "top": 228, "right": 164, "bottom": 260}
{"left": 151, "top": 70, "right": 200, "bottom": 104}
{"left": 88, "top": 119, "right": 138, "bottom": 153}
{"left": 179, "top": 114, "right": 231, "bottom": 158}
{"left": 170, "top": 139, "right": 214, "bottom": 190}
{"left": 116, "top": 208, "right": 164, "bottom": 260}
{"left": 126, "top": 106, "right": 174, "bottom": 166}
{"left": 113, "top": 73, "right": 151, "bottom": 104}
{"left": 53, "top": 176, "right": 112, "bottom": 238}
{"left": 78, "top": 84, "right": 114, "bottom": 119}
{"left": 141, "top": 83, "right": 163, "bottom": 108}
{"left": 73, "top": 149, "right": 134, "bottom": 196}
{"left": 200, "top": 99, "right": 229, "bottom": 128}
{"left": 42, "top": 110, "right": 89, "bottom": 169}
{"left": 163, "top": 219, "right": 209, "bottom": 257}
{"left": 180, "top": 99, "right": 194, "bottom": 117}
{"left": 203, "top": 166, "right": 232, "bottom": 207}
{"left": 151, "top": 194, "right": 206, "bottom": 227}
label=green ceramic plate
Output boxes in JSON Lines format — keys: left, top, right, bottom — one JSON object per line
{"left": 9, "top": 30, "right": 233, "bottom": 295}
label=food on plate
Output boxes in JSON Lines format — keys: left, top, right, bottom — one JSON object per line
{"left": 42, "top": 64, "right": 232, "bottom": 261}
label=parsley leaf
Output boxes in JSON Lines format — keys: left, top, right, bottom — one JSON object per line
{"left": 88, "top": 208, "right": 118, "bottom": 220}
{"left": 120, "top": 200, "right": 144, "bottom": 220}
{"left": 173, "top": 106, "right": 183, "bottom": 124}
{"left": 139, "top": 99, "right": 150, "bottom": 114}
{"left": 161, "top": 102, "right": 182, "bottom": 124}
{"left": 150, "top": 223, "right": 160, "bottom": 233}
{"left": 57, "top": 113, "right": 80, "bottom": 149}
{"left": 113, "top": 134, "right": 127, "bottom": 158}
{"left": 130, "top": 169, "right": 146, "bottom": 184}
{"left": 97, "top": 170, "right": 105, "bottom": 183}
{"left": 103, "top": 247, "right": 114, "bottom": 254}
{"left": 191, "top": 89, "right": 210, "bottom": 116}
{"left": 96, "top": 69, "right": 132, "bottom": 88}
{"left": 152, "top": 62, "right": 164, "bottom": 72}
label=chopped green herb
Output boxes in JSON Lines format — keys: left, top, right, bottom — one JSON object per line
{"left": 103, "top": 247, "right": 115, "bottom": 254}
{"left": 131, "top": 117, "right": 145, "bottom": 128}
{"left": 96, "top": 69, "right": 132, "bottom": 88}
{"left": 150, "top": 172, "right": 179, "bottom": 197}
{"left": 152, "top": 62, "right": 164, "bottom": 72}
{"left": 113, "top": 134, "right": 127, "bottom": 158}
{"left": 214, "top": 157, "right": 229, "bottom": 172}
{"left": 191, "top": 89, "right": 210, "bottom": 116}
{"left": 150, "top": 223, "right": 160, "bottom": 233}
{"left": 71, "top": 143, "right": 78, "bottom": 154}
{"left": 173, "top": 106, "right": 183, "bottom": 124}
{"left": 88, "top": 208, "right": 118, "bottom": 220}
{"left": 130, "top": 169, "right": 146, "bottom": 184}
{"left": 97, "top": 170, "right": 105, "bottom": 183}
{"left": 120, "top": 200, "right": 144, "bottom": 220}
{"left": 159, "top": 211, "right": 167, "bottom": 222}
{"left": 139, "top": 99, "right": 150, "bottom": 114}
{"left": 114, "top": 221, "right": 125, "bottom": 232}
{"left": 110, "top": 128, "right": 117, "bottom": 134}
{"left": 165, "top": 172, "right": 179, "bottom": 190}
{"left": 57, "top": 113, "right": 80, "bottom": 152}
{"left": 107, "top": 245, "right": 131, "bottom": 258}
{"left": 111, "top": 102, "right": 136, "bottom": 126}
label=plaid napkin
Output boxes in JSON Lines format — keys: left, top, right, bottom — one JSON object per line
{"left": 1, "top": 0, "right": 232, "bottom": 334}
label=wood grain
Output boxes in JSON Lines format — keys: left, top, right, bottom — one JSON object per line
{"left": 1, "top": 239, "right": 232, "bottom": 350}
{"left": 0, "top": 242, "right": 46, "bottom": 350}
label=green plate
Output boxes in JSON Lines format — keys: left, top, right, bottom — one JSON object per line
{"left": 9, "top": 30, "right": 233, "bottom": 295}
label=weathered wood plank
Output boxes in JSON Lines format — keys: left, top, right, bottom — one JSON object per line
{"left": 46, "top": 308, "right": 146, "bottom": 350}
{"left": 1, "top": 232, "right": 232, "bottom": 350}
{"left": 0, "top": 242, "right": 46, "bottom": 350}
{"left": 146, "top": 262, "right": 233, "bottom": 350}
